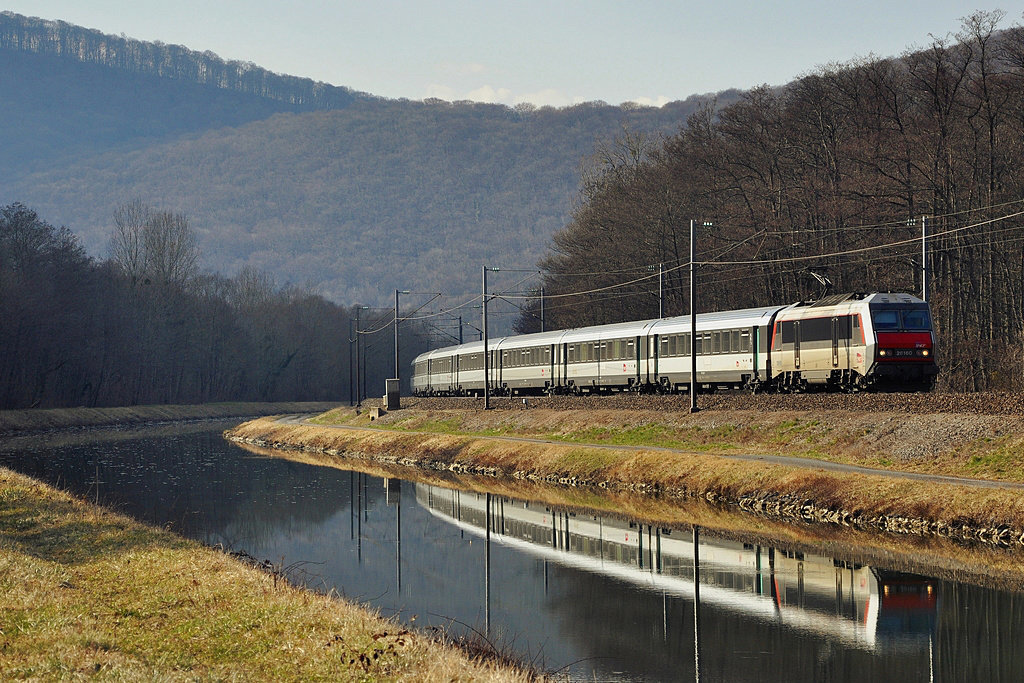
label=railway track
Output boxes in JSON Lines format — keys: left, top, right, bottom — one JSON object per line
{"left": 391, "top": 391, "right": 1024, "bottom": 416}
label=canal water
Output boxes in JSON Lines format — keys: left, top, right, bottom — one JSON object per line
{"left": 2, "top": 421, "right": 1022, "bottom": 681}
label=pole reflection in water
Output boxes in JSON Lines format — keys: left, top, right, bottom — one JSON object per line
{"left": 385, "top": 478, "right": 401, "bottom": 594}
{"left": 693, "top": 525, "right": 702, "bottom": 683}
{"left": 485, "top": 491, "right": 492, "bottom": 637}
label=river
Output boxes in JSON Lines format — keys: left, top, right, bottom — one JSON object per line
{"left": 1, "top": 420, "right": 1021, "bottom": 681}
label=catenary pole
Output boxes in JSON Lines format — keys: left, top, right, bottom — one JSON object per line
{"left": 355, "top": 306, "right": 362, "bottom": 407}
{"left": 394, "top": 289, "right": 409, "bottom": 388}
{"left": 921, "top": 216, "right": 928, "bottom": 303}
{"left": 348, "top": 318, "right": 354, "bottom": 406}
{"left": 659, "top": 262, "right": 664, "bottom": 319}
{"left": 483, "top": 266, "right": 490, "bottom": 410}
{"left": 690, "top": 220, "right": 699, "bottom": 413}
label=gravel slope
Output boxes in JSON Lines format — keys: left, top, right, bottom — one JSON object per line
{"left": 394, "top": 391, "right": 1016, "bottom": 415}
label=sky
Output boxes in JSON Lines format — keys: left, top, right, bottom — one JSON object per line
{"left": 4, "top": 1, "right": 1024, "bottom": 107}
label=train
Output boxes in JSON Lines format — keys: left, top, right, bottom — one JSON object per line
{"left": 411, "top": 291, "right": 938, "bottom": 396}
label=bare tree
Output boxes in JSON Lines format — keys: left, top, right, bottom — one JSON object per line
{"left": 110, "top": 199, "right": 149, "bottom": 284}
{"left": 110, "top": 201, "right": 199, "bottom": 288}
{"left": 143, "top": 210, "right": 199, "bottom": 287}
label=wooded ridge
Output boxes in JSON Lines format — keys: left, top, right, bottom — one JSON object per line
{"left": 0, "top": 11, "right": 718, "bottom": 310}
{"left": 523, "top": 11, "right": 1024, "bottom": 392}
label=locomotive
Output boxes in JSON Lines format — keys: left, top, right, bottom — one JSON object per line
{"left": 411, "top": 292, "right": 938, "bottom": 396}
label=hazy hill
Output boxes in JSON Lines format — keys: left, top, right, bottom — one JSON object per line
{"left": 0, "top": 11, "right": 367, "bottom": 177}
{"left": 0, "top": 12, "right": 730, "bottom": 309}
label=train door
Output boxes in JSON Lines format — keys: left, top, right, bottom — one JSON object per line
{"left": 549, "top": 343, "right": 556, "bottom": 390}
{"left": 831, "top": 317, "right": 840, "bottom": 367}
{"left": 652, "top": 334, "right": 659, "bottom": 382}
{"left": 497, "top": 349, "right": 503, "bottom": 390}
{"left": 793, "top": 320, "right": 801, "bottom": 370}
{"left": 752, "top": 326, "right": 759, "bottom": 380}
{"left": 561, "top": 343, "right": 568, "bottom": 389}
{"left": 630, "top": 335, "right": 638, "bottom": 387}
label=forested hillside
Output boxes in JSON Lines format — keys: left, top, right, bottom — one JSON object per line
{"left": 0, "top": 202, "right": 411, "bottom": 409}
{"left": 0, "top": 11, "right": 720, "bottom": 311}
{"left": 523, "top": 11, "right": 1024, "bottom": 392}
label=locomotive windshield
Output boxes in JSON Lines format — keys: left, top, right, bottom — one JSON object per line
{"left": 871, "top": 305, "right": 931, "bottom": 331}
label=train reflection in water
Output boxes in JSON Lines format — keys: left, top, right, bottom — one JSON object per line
{"left": 416, "top": 484, "right": 937, "bottom": 653}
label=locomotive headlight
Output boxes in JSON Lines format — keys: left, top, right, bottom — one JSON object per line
{"left": 878, "top": 349, "right": 888, "bottom": 357}
{"left": 921, "top": 349, "right": 930, "bottom": 357}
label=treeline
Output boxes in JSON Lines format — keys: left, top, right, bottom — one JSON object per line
{"left": 524, "top": 11, "right": 1024, "bottom": 391}
{"left": 0, "top": 11, "right": 365, "bottom": 109}
{"left": 0, "top": 203, "right": 416, "bottom": 410}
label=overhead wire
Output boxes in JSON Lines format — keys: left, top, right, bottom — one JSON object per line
{"left": 390, "top": 199, "right": 1024, "bottom": 333}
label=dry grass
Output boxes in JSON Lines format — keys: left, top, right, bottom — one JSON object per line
{"left": 312, "top": 406, "right": 1024, "bottom": 482}
{"left": 0, "top": 467, "right": 534, "bottom": 681}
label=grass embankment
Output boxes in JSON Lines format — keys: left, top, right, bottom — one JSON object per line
{"left": 0, "top": 402, "right": 339, "bottom": 435}
{"left": 227, "top": 407, "right": 1024, "bottom": 548}
{"left": 309, "top": 405, "right": 1024, "bottom": 482}
{"left": 0, "top": 467, "right": 530, "bottom": 681}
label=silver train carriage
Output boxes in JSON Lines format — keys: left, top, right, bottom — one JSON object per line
{"left": 411, "top": 292, "right": 938, "bottom": 396}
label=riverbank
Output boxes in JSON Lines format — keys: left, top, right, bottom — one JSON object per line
{"left": 225, "top": 404, "right": 1024, "bottom": 550}
{"left": 0, "top": 466, "right": 530, "bottom": 680}
{"left": 0, "top": 401, "right": 339, "bottom": 435}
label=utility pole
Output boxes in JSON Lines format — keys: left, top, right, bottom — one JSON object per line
{"left": 482, "top": 266, "right": 495, "bottom": 409}
{"left": 921, "top": 215, "right": 929, "bottom": 303}
{"left": 690, "top": 220, "right": 699, "bottom": 413}
{"left": 355, "top": 307, "right": 362, "bottom": 408}
{"left": 540, "top": 286, "right": 545, "bottom": 332}
{"left": 394, "top": 289, "right": 409, "bottom": 388}
{"left": 659, "top": 262, "right": 664, "bottom": 318}
{"left": 354, "top": 305, "right": 368, "bottom": 407}
{"left": 348, "top": 318, "right": 354, "bottom": 406}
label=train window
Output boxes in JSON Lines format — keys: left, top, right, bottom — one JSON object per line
{"left": 871, "top": 309, "right": 900, "bottom": 330}
{"left": 740, "top": 330, "right": 750, "bottom": 352}
{"left": 901, "top": 308, "right": 931, "bottom": 330}
{"left": 668, "top": 335, "right": 677, "bottom": 356}
{"left": 731, "top": 330, "right": 740, "bottom": 353}
{"left": 694, "top": 334, "right": 702, "bottom": 355}
{"left": 805, "top": 317, "right": 832, "bottom": 341}
{"left": 781, "top": 321, "right": 795, "bottom": 344}
{"left": 712, "top": 332, "right": 721, "bottom": 354}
